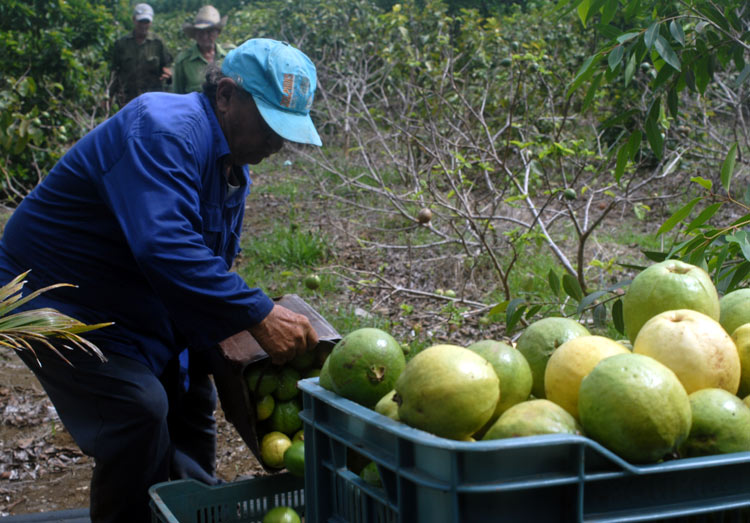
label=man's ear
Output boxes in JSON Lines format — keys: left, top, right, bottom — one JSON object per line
{"left": 215, "top": 78, "right": 237, "bottom": 113}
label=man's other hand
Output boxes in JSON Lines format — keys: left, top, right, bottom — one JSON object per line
{"left": 160, "top": 67, "right": 173, "bottom": 81}
{"left": 248, "top": 304, "right": 318, "bottom": 365}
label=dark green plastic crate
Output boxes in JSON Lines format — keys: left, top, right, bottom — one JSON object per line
{"left": 149, "top": 472, "right": 304, "bottom": 523}
{"left": 298, "top": 377, "right": 750, "bottom": 523}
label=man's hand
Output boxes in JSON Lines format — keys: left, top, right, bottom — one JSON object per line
{"left": 248, "top": 304, "right": 318, "bottom": 365}
{"left": 160, "top": 67, "right": 172, "bottom": 81}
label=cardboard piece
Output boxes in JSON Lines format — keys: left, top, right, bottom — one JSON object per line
{"left": 209, "top": 294, "right": 340, "bottom": 467}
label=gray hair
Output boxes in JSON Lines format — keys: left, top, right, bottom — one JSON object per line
{"left": 202, "top": 63, "right": 252, "bottom": 110}
{"left": 202, "top": 63, "right": 225, "bottom": 110}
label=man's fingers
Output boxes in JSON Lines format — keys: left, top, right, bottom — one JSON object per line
{"left": 305, "top": 326, "right": 319, "bottom": 351}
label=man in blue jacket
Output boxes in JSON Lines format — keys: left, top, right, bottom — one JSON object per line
{"left": 0, "top": 39, "right": 322, "bottom": 522}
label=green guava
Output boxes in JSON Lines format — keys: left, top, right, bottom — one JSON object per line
{"left": 720, "top": 289, "right": 750, "bottom": 337}
{"left": 482, "top": 399, "right": 581, "bottom": 440}
{"left": 288, "top": 349, "right": 316, "bottom": 371}
{"left": 394, "top": 344, "right": 498, "bottom": 440}
{"left": 578, "top": 353, "right": 691, "bottom": 464}
{"left": 732, "top": 324, "right": 750, "bottom": 397}
{"left": 274, "top": 368, "right": 301, "bottom": 401}
{"left": 360, "top": 461, "right": 382, "bottom": 487}
{"left": 679, "top": 388, "right": 750, "bottom": 458}
{"left": 245, "top": 366, "right": 279, "bottom": 397}
{"left": 516, "top": 317, "right": 590, "bottom": 398}
{"left": 318, "top": 356, "right": 336, "bottom": 392}
{"left": 328, "top": 328, "right": 405, "bottom": 408}
{"left": 269, "top": 399, "right": 302, "bottom": 436}
{"left": 466, "top": 339, "right": 532, "bottom": 420}
{"left": 622, "top": 260, "right": 719, "bottom": 343}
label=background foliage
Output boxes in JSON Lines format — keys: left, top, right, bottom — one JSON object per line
{"left": 0, "top": 0, "right": 747, "bottom": 339}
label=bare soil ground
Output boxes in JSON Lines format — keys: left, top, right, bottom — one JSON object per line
{"left": 0, "top": 350, "right": 266, "bottom": 517}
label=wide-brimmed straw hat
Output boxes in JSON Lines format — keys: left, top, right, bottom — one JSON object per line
{"left": 182, "top": 5, "right": 227, "bottom": 38}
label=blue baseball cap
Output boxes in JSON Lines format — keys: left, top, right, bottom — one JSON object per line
{"left": 221, "top": 38, "right": 322, "bottom": 147}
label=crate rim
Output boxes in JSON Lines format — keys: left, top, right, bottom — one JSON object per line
{"left": 298, "top": 377, "right": 750, "bottom": 476}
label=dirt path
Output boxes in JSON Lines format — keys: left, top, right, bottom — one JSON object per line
{"left": 0, "top": 350, "right": 265, "bottom": 517}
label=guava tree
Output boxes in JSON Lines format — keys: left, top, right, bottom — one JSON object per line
{"left": 240, "top": 0, "right": 675, "bottom": 332}
{"left": 561, "top": 0, "right": 749, "bottom": 317}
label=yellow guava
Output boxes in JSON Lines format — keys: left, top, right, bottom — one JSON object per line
{"left": 633, "top": 309, "right": 740, "bottom": 394}
{"left": 544, "top": 335, "right": 629, "bottom": 419}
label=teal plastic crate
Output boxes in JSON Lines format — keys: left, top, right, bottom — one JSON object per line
{"left": 149, "top": 473, "right": 304, "bottom": 523}
{"left": 298, "top": 378, "right": 750, "bottom": 523}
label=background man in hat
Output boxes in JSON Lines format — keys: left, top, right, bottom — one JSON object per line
{"left": 0, "top": 38, "right": 322, "bottom": 522}
{"left": 110, "top": 3, "right": 173, "bottom": 106}
{"left": 173, "top": 5, "right": 228, "bottom": 94}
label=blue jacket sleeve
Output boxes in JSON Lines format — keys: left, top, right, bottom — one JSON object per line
{"left": 96, "top": 130, "right": 274, "bottom": 349}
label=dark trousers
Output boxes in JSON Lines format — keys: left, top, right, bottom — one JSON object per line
{"left": 15, "top": 344, "right": 219, "bottom": 523}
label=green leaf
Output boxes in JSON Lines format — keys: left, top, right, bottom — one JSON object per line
{"left": 695, "top": 55, "right": 711, "bottom": 94}
{"left": 605, "top": 279, "right": 632, "bottom": 293}
{"left": 568, "top": 53, "right": 602, "bottom": 98}
{"left": 655, "top": 35, "right": 680, "bottom": 71}
{"left": 577, "top": 289, "right": 608, "bottom": 314}
{"left": 726, "top": 232, "right": 750, "bottom": 261}
{"left": 612, "top": 299, "right": 624, "bottom": 334}
{"left": 737, "top": 64, "right": 750, "bottom": 87}
{"left": 600, "top": 0, "right": 618, "bottom": 24}
{"left": 577, "top": 0, "right": 591, "bottom": 27}
{"left": 617, "top": 31, "right": 641, "bottom": 44}
{"left": 581, "top": 72, "right": 603, "bottom": 111}
{"left": 713, "top": 243, "right": 731, "bottom": 284}
{"left": 608, "top": 45, "right": 624, "bottom": 71}
{"left": 685, "top": 203, "right": 722, "bottom": 233}
{"left": 625, "top": 51, "right": 636, "bottom": 86}
{"left": 548, "top": 269, "right": 560, "bottom": 296}
{"left": 656, "top": 197, "right": 701, "bottom": 236}
{"left": 641, "top": 251, "right": 668, "bottom": 262}
{"left": 669, "top": 20, "right": 685, "bottom": 46}
{"left": 489, "top": 300, "right": 509, "bottom": 317}
{"left": 644, "top": 21, "right": 659, "bottom": 49}
{"left": 525, "top": 305, "right": 542, "bottom": 320}
{"left": 614, "top": 143, "right": 628, "bottom": 182}
{"left": 667, "top": 87, "right": 678, "bottom": 117}
{"left": 720, "top": 142, "right": 738, "bottom": 194}
{"left": 727, "top": 263, "right": 750, "bottom": 293}
{"left": 505, "top": 298, "right": 526, "bottom": 332}
{"left": 644, "top": 115, "right": 663, "bottom": 158}
{"left": 691, "top": 176, "right": 712, "bottom": 190}
{"left": 562, "top": 273, "right": 584, "bottom": 302}
{"left": 593, "top": 303, "right": 607, "bottom": 327}
{"left": 696, "top": 3, "right": 729, "bottom": 31}
{"left": 626, "top": 130, "right": 642, "bottom": 160}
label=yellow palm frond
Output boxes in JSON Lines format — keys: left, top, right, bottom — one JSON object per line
{"left": 0, "top": 272, "right": 111, "bottom": 364}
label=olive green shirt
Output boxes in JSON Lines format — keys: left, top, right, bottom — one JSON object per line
{"left": 111, "top": 32, "right": 172, "bottom": 106}
{"left": 173, "top": 43, "right": 228, "bottom": 94}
